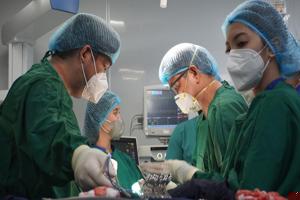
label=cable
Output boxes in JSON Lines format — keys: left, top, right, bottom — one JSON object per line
{"left": 104, "top": 156, "right": 134, "bottom": 198}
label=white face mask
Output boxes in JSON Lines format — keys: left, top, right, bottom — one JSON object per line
{"left": 81, "top": 49, "right": 108, "bottom": 103}
{"left": 102, "top": 119, "right": 125, "bottom": 140}
{"left": 109, "top": 119, "right": 125, "bottom": 140}
{"left": 173, "top": 71, "right": 202, "bottom": 114}
{"left": 174, "top": 75, "right": 217, "bottom": 114}
{"left": 226, "top": 46, "right": 270, "bottom": 91}
{"left": 174, "top": 93, "right": 201, "bottom": 114}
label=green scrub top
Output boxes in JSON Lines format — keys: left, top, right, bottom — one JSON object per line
{"left": 166, "top": 117, "right": 199, "bottom": 164}
{"left": 193, "top": 81, "right": 248, "bottom": 173}
{"left": 112, "top": 149, "right": 143, "bottom": 190}
{"left": 195, "top": 82, "right": 300, "bottom": 196}
{"left": 0, "top": 59, "right": 86, "bottom": 199}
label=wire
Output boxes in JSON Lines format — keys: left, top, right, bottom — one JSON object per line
{"left": 104, "top": 156, "right": 134, "bottom": 198}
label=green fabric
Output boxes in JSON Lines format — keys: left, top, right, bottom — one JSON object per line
{"left": 194, "top": 113, "right": 209, "bottom": 171}
{"left": 0, "top": 59, "right": 87, "bottom": 199}
{"left": 166, "top": 117, "right": 199, "bottom": 164}
{"left": 194, "top": 81, "right": 248, "bottom": 173}
{"left": 195, "top": 82, "right": 300, "bottom": 196}
{"left": 112, "top": 149, "right": 143, "bottom": 190}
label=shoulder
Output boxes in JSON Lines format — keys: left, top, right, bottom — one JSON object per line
{"left": 251, "top": 82, "right": 300, "bottom": 114}
{"left": 211, "top": 82, "right": 246, "bottom": 110}
{"left": 13, "top": 61, "right": 64, "bottom": 95}
{"left": 172, "top": 121, "right": 186, "bottom": 134}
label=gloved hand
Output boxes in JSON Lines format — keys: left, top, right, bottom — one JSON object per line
{"left": 72, "top": 145, "right": 116, "bottom": 190}
{"left": 165, "top": 160, "right": 199, "bottom": 184}
{"left": 166, "top": 181, "right": 178, "bottom": 190}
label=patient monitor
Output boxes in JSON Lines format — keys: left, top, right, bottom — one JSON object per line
{"left": 143, "top": 85, "right": 188, "bottom": 136}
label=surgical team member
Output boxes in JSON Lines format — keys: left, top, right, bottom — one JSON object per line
{"left": 0, "top": 13, "right": 120, "bottom": 199}
{"left": 166, "top": 117, "right": 199, "bottom": 165}
{"left": 159, "top": 43, "right": 248, "bottom": 182}
{"left": 168, "top": 0, "right": 300, "bottom": 196}
{"left": 84, "top": 91, "right": 143, "bottom": 190}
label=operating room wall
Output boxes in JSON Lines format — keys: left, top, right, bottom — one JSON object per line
{"left": 30, "top": 0, "right": 299, "bottom": 146}
{"left": 0, "top": 0, "right": 32, "bottom": 90}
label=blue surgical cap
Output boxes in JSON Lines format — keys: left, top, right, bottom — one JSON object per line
{"left": 49, "top": 13, "right": 121, "bottom": 64}
{"left": 222, "top": 0, "right": 300, "bottom": 77}
{"left": 83, "top": 91, "right": 121, "bottom": 145}
{"left": 159, "top": 43, "right": 221, "bottom": 85}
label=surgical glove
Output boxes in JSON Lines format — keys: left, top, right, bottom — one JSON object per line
{"left": 165, "top": 160, "right": 199, "bottom": 184}
{"left": 72, "top": 145, "right": 116, "bottom": 190}
{"left": 166, "top": 181, "right": 178, "bottom": 190}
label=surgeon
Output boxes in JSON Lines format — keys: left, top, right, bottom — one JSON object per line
{"left": 0, "top": 13, "right": 121, "bottom": 199}
{"left": 167, "top": 0, "right": 300, "bottom": 196}
{"left": 159, "top": 43, "right": 248, "bottom": 181}
{"left": 166, "top": 116, "right": 199, "bottom": 165}
{"left": 84, "top": 91, "right": 143, "bottom": 191}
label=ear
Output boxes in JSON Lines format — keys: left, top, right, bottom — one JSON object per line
{"left": 188, "top": 65, "right": 201, "bottom": 82}
{"left": 188, "top": 65, "right": 199, "bottom": 76}
{"left": 79, "top": 45, "right": 92, "bottom": 63}
{"left": 266, "top": 48, "right": 275, "bottom": 59}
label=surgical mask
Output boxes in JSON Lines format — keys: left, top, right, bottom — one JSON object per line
{"left": 175, "top": 93, "right": 201, "bottom": 114}
{"left": 81, "top": 49, "right": 108, "bottom": 103}
{"left": 226, "top": 45, "right": 270, "bottom": 91}
{"left": 174, "top": 71, "right": 202, "bottom": 114}
{"left": 174, "top": 78, "right": 217, "bottom": 114}
{"left": 109, "top": 119, "right": 125, "bottom": 140}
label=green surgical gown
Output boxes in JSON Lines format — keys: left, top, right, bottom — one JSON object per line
{"left": 0, "top": 59, "right": 86, "bottom": 199}
{"left": 193, "top": 81, "right": 248, "bottom": 173}
{"left": 166, "top": 117, "right": 199, "bottom": 164}
{"left": 194, "top": 82, "right": 300, "bottom": 196}
{"left": 112, "top": 149, "right": 143, "bottom": 190}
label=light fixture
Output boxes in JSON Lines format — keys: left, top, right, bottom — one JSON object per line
{"left": 160, "top": 0, "right": 167, "bottom": 8}
{"left": 119, "top": 68, "right": 144, "bottom": 74}
{"left": 119, "top": 68, "right": 144, "bottom": 81}
{"left": 122, "top": 77, "right": 139, "bottom": 81}
{"left": 110, "top": 20, "right": 125, "bottom": 27}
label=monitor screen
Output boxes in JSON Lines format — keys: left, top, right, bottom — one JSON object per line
{"left": 112, "top": 137, "right": 139, "bottom": 165}
{"left": 144, "top": 85, "right": 188, "bottom": 136}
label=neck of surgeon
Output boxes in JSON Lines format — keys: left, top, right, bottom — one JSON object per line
{"left": 196, "top": 79, "right": 222, "bottom": 117}
{"left": 253, "top": 58, "right": 280, "bottom": 95}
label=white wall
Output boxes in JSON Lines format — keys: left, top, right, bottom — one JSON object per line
{"left": 0, "top": 0, "right": 31, "bottom": 90}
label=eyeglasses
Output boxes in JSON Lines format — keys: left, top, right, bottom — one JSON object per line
{"left": 169, "top": 70, "right": 188, "bottom": 94}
